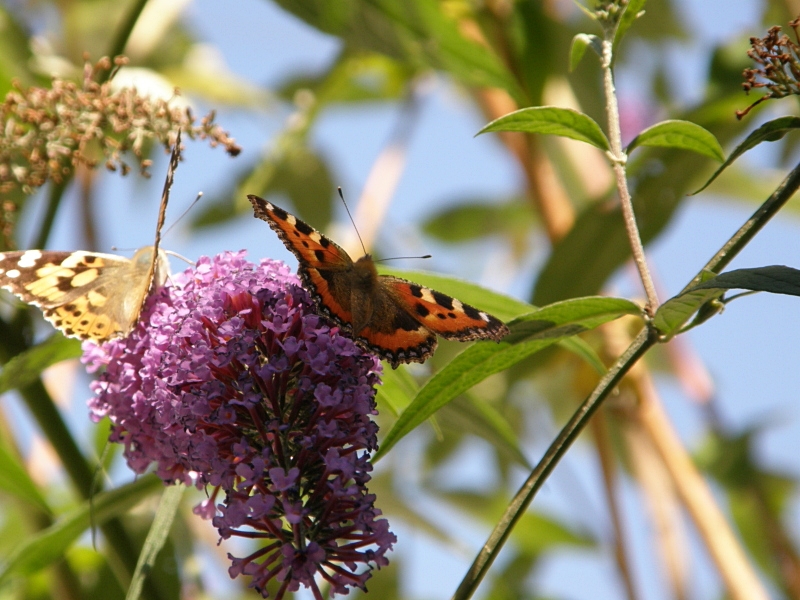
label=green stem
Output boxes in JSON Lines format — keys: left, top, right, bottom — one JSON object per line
{"left": 22, "top": 379, "right": 95, "bottom": 494}
{"left": 600, "top": 38, "right": 659, "bottom": 315}
{"left": 453, "top": 327, "right": 656, "bottom": 600}
{"left": 105, "top": 0, "right": 150, "bottom": 70}
{"left": 31, "top": 181, "right": 66, "bottom": 249}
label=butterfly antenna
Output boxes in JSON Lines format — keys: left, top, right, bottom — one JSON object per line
{"left": 374, "top": 255, "right": 432, "bottom": 263}
{"left": 337, "top": 187, "right": 430, "bottom": 264}
{"left": 165, "top": 249, "right": 195, "bottom": 266}
{"left": 338, "top": 187, "right": 368, "bottom": 257}
{"left": 163, "top": 191, "right": 203, "bottom": 238}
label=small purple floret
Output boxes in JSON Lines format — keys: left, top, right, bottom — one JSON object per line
{"left": 84, "top": 251, "right": 395, "bottom": 598}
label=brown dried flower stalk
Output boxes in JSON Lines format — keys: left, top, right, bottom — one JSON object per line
{"left": 738, "top": 18, "right": 800, "bottom": 118}
{"left": 0, "top": 56, "right": 242, "bottom": 193}
{"left": 0, "top": 56, "right": 240, "bottom": 224}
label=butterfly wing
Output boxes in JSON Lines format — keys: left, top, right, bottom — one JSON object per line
{"left": 0, "top": 250, "right": 156, "bottom": 341}
{"left": 248, "top": 195, "right": 352, "bottom": 271}
{"left": 381, "top": 275, "right": 509, "bottom": 339}
{"left": 135, "top": 130, "right": 180, "bottom": 322}
{"left": 124, "top": 245, "right": 170, "bottom": 330}
{"left": 0, "top": 136, "right": 178, "bottom": 343}
{"left": 352, "top": 297, "right": 439, "bottom": 367}
{"left": 335, "top": 275, "right": 509, "bottom": 368}
{"left": 248, "top": 194, "right": 358, "bottom": 324}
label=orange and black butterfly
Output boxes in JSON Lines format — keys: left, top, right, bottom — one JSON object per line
{"left": 248, "top": 195, "right": 509, "bottom": 368}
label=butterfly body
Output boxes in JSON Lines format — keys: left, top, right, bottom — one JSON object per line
{"left": 248, "top": 195, "right": 509, "bottom": 368}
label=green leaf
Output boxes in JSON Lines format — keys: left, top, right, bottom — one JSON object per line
{"left": 0, "top": 335, "right": 82, "bottom": 395}
{"left": 690, "top": 266, "right": 800, "bottom": 296}
{"left": 728, "top": 486, "right": 789, "bottom": 581}
{"left": 272, "top": 0, "right": 522, "bottom": 100}
{"left": 653, "top": 287, "right": 723, "bottom": 338}
{"left": 478, "top": 107, "right": 611, "bottom": 151}
{"left": 0, "top": 5, "right": 38, "bottom": 95}
{"left": 627, "top": 119, "right": 724, "bottom": 161}
{"left": 457, "top": 395, "right": 530, "bottom": 468}
{"left": 512, "top": 510, "right": 595, "bottom": 555}
{"left": 126, "top": 485, "right": 184, "bottom": 600}
{"left": 379, "top": 268, "right": 533, "bottom": 322}
{"left": 613, "top": 0, "right": 648, "bottom": 53}
{"left": 377, "top": 366, "right": 418, "bottom": 416}
{"left": 278, "top": 53, "right": 412, "bottom": 104}
{"left": 421, "top": 199, "right": 535, "bottom": 244}
{"left": 442, "top": 491, "right": 593, "bottom": 600}
{"left": 654, "top": 266, "right": 800, "bottom": 336}
{"left": 269, "top": 146, "right": 335, "bottom": 223}
{"left": 569, "top": 34, "right": 602, "bottom": 72}
{"left": 375, "top": 297, "right": 642, "bottom": 458}
{"left": 444, "top": 490, "right": 595, "bottom": 553}
{"left": 164, "top": 65, "right": 270, "bottom": 108}
{"left": 367, "top": 472, "right": 456, "bottom": 544}
{"left": 559, "top": 336, "right": 607, "bottom": 375}
{"left": 695, "top": 428, "right": 794, "bottom": 579}
{"left": 652, "top": 268, "right": 723, "bottom": 336}
{"left": 503, "top": 297, "right": 641, "bottom": 343}
{"left": 531, "top": 90, "right": 757, "bottom": 308}
{"left": 0, "top": 475, "right": 163, "bottom": 582}
{"left": 693, "top": 116, "right": 800, "bottom": 194}
{"left": 362, "top": 0, "right": 522, "bottom": 98}
{"left": 0, "top": 443, "right": 50, "bottom": 514}
{"left": 379, "top": 271, "right": 606, "bottom": 374}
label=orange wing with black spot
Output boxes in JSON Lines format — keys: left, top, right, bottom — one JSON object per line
{"left": 249, "top": 195, "right": 351, "bottom": 271}
{"left": 249, "top": 194, "right": 357, "bottom": 325}
{"left": 381, "top": 275, "right": 509, "bottom": 341}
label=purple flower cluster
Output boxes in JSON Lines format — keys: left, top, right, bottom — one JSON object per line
{"left": 84, "top": 251, "right": 395, "bottom": 598}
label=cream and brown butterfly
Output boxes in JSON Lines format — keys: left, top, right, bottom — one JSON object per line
{"left": 0, "top": 133, "right": 182, "bottom": 343}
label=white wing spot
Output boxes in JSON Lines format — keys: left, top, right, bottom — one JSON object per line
{"left": 17, "top": 250, "right": 43, "bottom": 268}
{"left": 479, "top": 311, "right": 490, "bottom": 322}
{"left": 61, "top": 252, "right": 93, "bottom": 268}
{"left": 5, "top": 269, "right": 20, "bottom": 278}
{"left": 286, "top": 214, "right": 297, "bottom": 226}
{"left": 419, "top": 288, "right": 436, "bottom": 303}
{"left": 309, "top": 231, "right": 322, "bottom": 243}
{"left": 452, "top": 299, "right": 464, "bottom": 312}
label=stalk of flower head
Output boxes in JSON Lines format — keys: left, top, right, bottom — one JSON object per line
{"left": 84, "top": 251, "right": 395, "bottom": 598}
